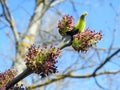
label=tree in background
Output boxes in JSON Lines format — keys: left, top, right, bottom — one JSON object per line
{"left": 0, "top": 0, "right": 120, "bottom": 90}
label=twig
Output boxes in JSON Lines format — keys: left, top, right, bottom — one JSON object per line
{"left": 94, "top": 77, "right": 108, "bottom": 90}
{"left": 57, "top": 35, "right": 72, "bottom": 50}
{"left": 27, "top": 69, "right": 120, "bottom": 89}
{"left": 6, "top": 68, "right": 33, "bottom": 90}
{"left": 92, "top": 49, "right": 120, "bottom": 76}
{"left": 1, "top": 0, "right": 19, "bottom": 43}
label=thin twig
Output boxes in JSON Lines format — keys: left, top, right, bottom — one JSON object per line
{"left": 27, "top": 69, "right": 120, "bottom": 89}
{"left": 1, "top": 0, "right": 19, "bottom": 43}
{"left": 94, "top": 77, "right": 108, "bottom": 90}
{"left": 93, "top": 49, "right": 120, "bottom": 76}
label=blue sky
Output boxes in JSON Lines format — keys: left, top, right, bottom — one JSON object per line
{"left": 0, "top": 0, "right": 120, "bottom": 90}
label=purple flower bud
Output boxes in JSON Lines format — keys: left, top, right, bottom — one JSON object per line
{"left": 25, "top": 45, "right": 61, "bottom": 78}
{"left": 72, "top": 28, "right": 102, "bottom": 52}
{"left": 0, "top": 68, "right": 16, "bottom": 87}
{"left": 58, "top": 15, "right": 75, "bottom": 36}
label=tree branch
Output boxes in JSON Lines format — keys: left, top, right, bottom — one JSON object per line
{"left": 57, "top": 35, "right": 72, "bottom": 49}
{"left": 6, "top": 68, "right": 33, "bottom": 90}
{"left": 92, "top": 49, "right": 120, "bottom": 76}
{"left": 27, "top": 69, "right": 120, "bottom": 89}
{"left": 50, "top": 0, "right": 64, "bottom": 7}
{"left": 0, "top": 0, "right": 19, "bottom": 43}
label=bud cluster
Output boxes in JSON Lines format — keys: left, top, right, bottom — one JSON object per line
{"left": 0, "top": 68, "right": 16, "bottom": 89}
{"left": 25, "top": 45, "right": 61, "bottom": 78}
{"left": 72, "top": 28, "right": 102, "bottom": 52}
{"left": 58, "top": 15, "right": 75, "bottom": 36}
{"left": 58, "top": 15, "right": 102, "bottom": 52}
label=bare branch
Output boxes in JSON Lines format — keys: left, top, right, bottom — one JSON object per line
{"left": 107, "top": 29, "right": 116, "bottom": 54}
{"left": 94, "top": 77, "right": 108, "bottom": 90}
{"left": 70, "top": 0, "right": 79, "bottom": 17}
{"left": 93, "top": 49, "right": 120, "bottom": 76}
{"left": 0, "top": 0, "right": 19, "bottom": 43}
{"left": 50, "top": 0, "right": 64, "bottom": 7}
{"left": 27, "top": 69, "right": 120, "bottom": 89}
{"left": 0, "top": 18, "right": 10, "bottom": 27}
